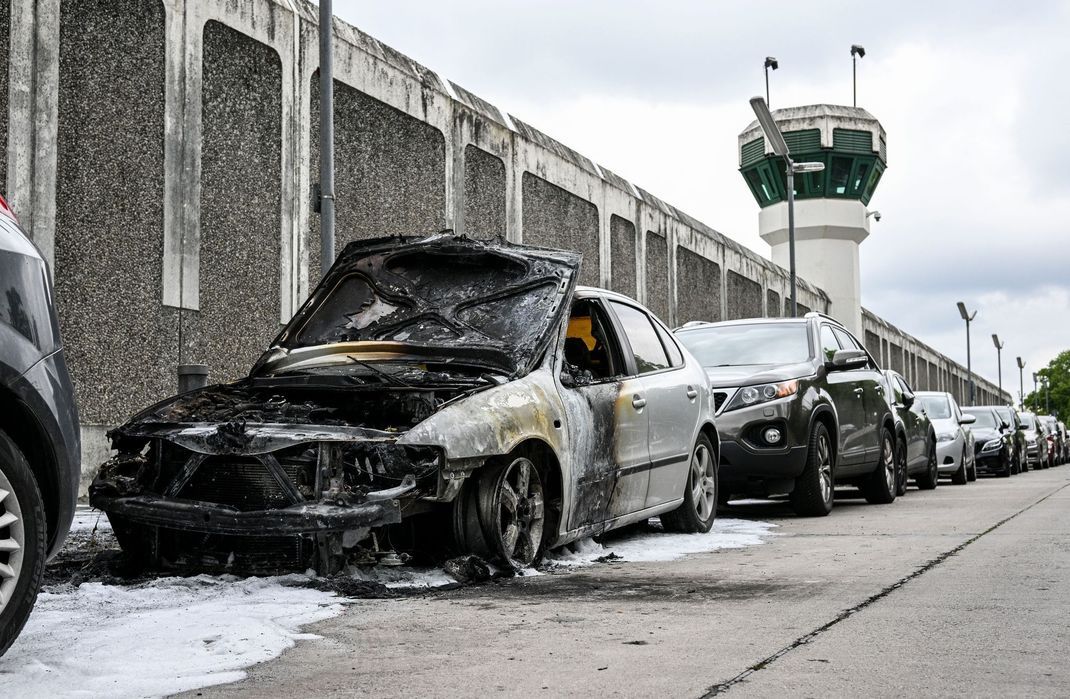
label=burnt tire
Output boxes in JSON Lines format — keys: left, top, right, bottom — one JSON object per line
{"left": 915, "top": 443, "right": 939, "bottom": 490}
{"left": 951, "top": 448, "right": 968, "bottom": 485}
{"left": 790, "top": 422, "right": 835, "bottom": 517}
{"left": 453, "top": 454, "right": 548, "bottom": 570}
{"left": 895, "top": 438, "right": 908, "bottom": 497}
{"left": 862, "top": 427, "right": 897, "bottom": 505}
{"left": 0, "top": 430, "right": 47, "bottom": 657}
{"left": 661, "top": 434, "right": 717, "bottom": 533}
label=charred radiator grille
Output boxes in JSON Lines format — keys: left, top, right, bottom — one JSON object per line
{"left": 179, "top": 457, "right": 304, "bottom": 511}
{"left": 159, "top": 530, "right": 309, "bottom": 574}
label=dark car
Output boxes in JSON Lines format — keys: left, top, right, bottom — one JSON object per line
{"left": 0, "top": 195, "right": 81, "bottom": 655}
{"left": 880, "top": 370, "right": 938, "bottom": 494}
{"left": 1019, "top": 411, "right": 1046, "bottom": 469}
{"left": 972, "top": 405, "right": 1025, "bottom": 474}
{"left": 962, "top": 406, "right": 1014, "bottom": 477}
{"left": 90, "top": 235, "right": 719, "bottom": 573}
{"left": 675, "top": 313, "right": 897, "bottom": 517}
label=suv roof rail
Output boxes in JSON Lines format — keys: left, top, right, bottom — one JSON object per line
{"left": 674, "top": 320, "right": 711, "bottom": 331}
{"left": 803, "top": 311, "right": 841, "bottom": 325}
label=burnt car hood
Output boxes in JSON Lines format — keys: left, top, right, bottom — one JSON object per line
{"left": 703, "top": 362, "right": 815, "bottom": 389}
{"left": 252, "top": 233, "right": 581, "bottom": 379}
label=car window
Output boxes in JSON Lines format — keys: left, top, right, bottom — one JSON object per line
{"left": 564, "top": 299, "right": 625, "bottom": 381}
{"left": 919, "top": 395, "right": 952, "bottom": 419}
{"left": 894, "top": 375, "right": 913, "bottom": 395}
{"left": 887, "top": 375, "right": 904, "bottom": 404}
{"left": 820, "top": 325, "right": 842, "bottom": 363}
{"left": 971, "top": 410, "right": 999, "bottom": 428}
{"left": 609, "top": 301, "right": 670, "bottom": 374}
{"left": 652, "top": 319, "right": 684, "bottom": 367}
{"left": 830, "top": 327, "right": 859, "bottom": 351}
{"left": 1019, "top": 413, "right": 1035, "bottom": 429}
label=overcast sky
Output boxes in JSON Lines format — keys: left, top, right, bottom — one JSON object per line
{"left": 335, "top": 0, "right": 1070, "bottom": 400}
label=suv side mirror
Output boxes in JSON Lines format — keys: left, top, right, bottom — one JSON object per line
{"left": 828, "top": 349, "right": 868, "bottom": 371}
{"left": 901, "top": 390, "right": 915, "bottom": 409}
{"left": 1000, "top": 421, "right": 1010, "bottom": 431}
{"left": 1017, "top": 424, "right": 1027, "bottom": 431}
{"left": 959, "top": 413, "right": 976, "bottom": 425}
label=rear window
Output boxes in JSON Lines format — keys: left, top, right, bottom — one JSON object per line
{"left": 1018, "top": 413, "right": 1036, "bottom": 429}
{"left": 677, "top": 323, "right": 812, "bottom": 367}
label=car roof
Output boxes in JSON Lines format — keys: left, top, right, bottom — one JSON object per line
{"left": 673, "top": 316, "right": 809, "bottom": 332}
{"left": 575, "top": 286, "right": 641, "bottom": 305}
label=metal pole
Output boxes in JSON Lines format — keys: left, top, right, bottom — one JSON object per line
{"left": 996, "top": 346, "right": 1002, "bottom": 397}
{"left": 965, "top": 316, "right": 974, "bottom": 403}
{"left": 318, "top": 0, "right": 336, "bottom": 277}
{"left": 786, "top": 159, "right": 797, "bottom": 316}
{"left": 765, "top": 66, "right": 770, "bottom": 106}
{"left": 852, "top": 55, "right": 857, "bottom": 107}
{"left": 1018, "top": 362, "right": 1024, "bottom": 409}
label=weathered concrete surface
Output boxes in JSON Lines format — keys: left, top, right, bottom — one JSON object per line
{"left": 0, "top": 0, "right": 9, "bottom": 196}
{"left": 462, "top": 144, "right": 505, "bottom": 239}
{"left": 609, "top": 214, "right": 636, "bottom": 298}
{"left": 188, "top": 467, "right": 1070, "bottom": 698}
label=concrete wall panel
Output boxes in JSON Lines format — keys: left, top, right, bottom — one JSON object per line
{"left": 0, "top": 0, "right": 8, "bottom": 196}
{"left": 727, "top": 270, "right": 762, "bottom": 320}
{"left": 676, "top": 246, "right": 721, "bottom": 325}
{"left": 644, "top": 231, "right": 669, "bottom": 322}
{"left": 521, "top": 172, "right": 599, "bottom": 285}
{"left": 462, "top": 144, "right": 505, "bottom": 239}
{"left": 609, "top": 214, "right": 637, "bottom": 298}
{"left": 188, "top": 21, "right": 282, "bottom": 383}
{"left": 54, "top": 0, "right": 170, "bottom": 425}
{"left": 766, "top": 289, "right": 781, "bottom": 318}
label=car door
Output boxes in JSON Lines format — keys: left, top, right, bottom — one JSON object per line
{"left": 832, "top": 326, "right": 885, "bottom": 464}
{"left": 607, "top": 300, "right": 698, "bottom": 511}
{"left": 894, "top": 374, "right": 926, "bottom": 469}
{"left": 558, "top": 296, "right": 651, "bottom": 531}
{"left": 819, "top": 324, "right": 868, "bottom": 467}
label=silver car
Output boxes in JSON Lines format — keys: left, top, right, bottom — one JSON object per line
{"left": 91, "top": 235, "right": 719, "bottom": 571}
{"left": 915, "top": 391, "right": 976, "bottom": 484}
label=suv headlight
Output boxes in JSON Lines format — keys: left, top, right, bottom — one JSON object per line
{"left": 982, "top": 438, "right": 1003, "bottom": 452}
{"left": 937, "top": 432, "right": 957, "bottom": 442}
{"left": 724, "top": 380, "right": 799, "bottom": 412}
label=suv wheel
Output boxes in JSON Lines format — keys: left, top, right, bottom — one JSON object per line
{"left": 894, "top": 437, "right": 908, "bottom": 496}
{"left": 0, "top": 430, "right": 47, "bottom": 656}
{"left": 862, "top": 427, "right": 897, "bottom": 504}
{"left": 790, "top": 422, "right": 835, "bottom": 517}
{"left": 662, "top": 433, "right": 717, "bottom": 533}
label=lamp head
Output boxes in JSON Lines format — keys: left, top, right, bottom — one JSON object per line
{"left": 851, "top": 44, "right": 866, "bottom": 58}
{"left": 1017, "top": 356, "right": 1025, "bottom": 369}
{"left": 992, "top": 334, "right": 1003, "bottom": 350}
{"left": 764, "top": 56, "right": 778, "bottom": 70}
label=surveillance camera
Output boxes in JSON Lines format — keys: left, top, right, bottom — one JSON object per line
{"left": 873, "top": 212, "right": 881, "bottom": 222}
{"left": 866, "top": 210, "right": 882, "bottom": 222}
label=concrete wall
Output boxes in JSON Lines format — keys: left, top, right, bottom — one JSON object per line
{"left": 0, "top": 0, "right": 1006, "bottom": 485}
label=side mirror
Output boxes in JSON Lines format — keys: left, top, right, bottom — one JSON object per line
{"left": 828, "top": 349, "right": 868, "bottom": 371}
{"left": 959, "top": 413, "right": 976, "bottom": 425}
{"left": 901, "top": 391, "right": 915, "bottom": 409}
{"left": 1017, "top": 424, "right": 1028, "bottom": 431}
{"left": 1000, "top": 421, "right": 1010, "bottom": 431}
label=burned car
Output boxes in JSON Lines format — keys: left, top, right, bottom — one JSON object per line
{"left": 90, "top": 234, "right": 718, "bottom": 572}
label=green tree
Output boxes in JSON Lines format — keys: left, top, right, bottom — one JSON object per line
{"left": 1024, "top": 350, "right": 1070, "bottom": 421}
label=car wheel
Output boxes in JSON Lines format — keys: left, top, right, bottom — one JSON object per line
{"left": 0, "top": 430, "right": 47, "bottom": 657}
{"left": 894, "top": 436, "right": 903, "bottom": 496}
{"left": 951, "top": 447, "right": 968, "bottom": 485}
{"left": 998, "top": 450, "right": 1012, "bottom": 478}
{"left": 790, "top": 422, "right": 835, "bottom": 517}
{"left": 862, "top": 428, "right": 897, "bottom": 504}
{"left": 662, "top": 433, "right": 717, "bottom": 533}
{"left": 455, "top": 454, "right": 547, "bottom": 569}
{"left": 915, "top": 444, "right": 939, "bottom": 490}
{"left": 967, "top": 458, "right": 978, "bottom": 482}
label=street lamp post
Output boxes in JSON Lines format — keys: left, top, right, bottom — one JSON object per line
{"left": 992, "top": 334, "right": 1004, "bottom": 398}
{"left": 957, "top": 302, "right": 977, "bottom": 404}
{"left": 1017, "top": 356, "right": 1025, "bottom": 409}
{"left": 1032, "top": 372, "right": 1038, "bottom": 409}
{"left": 851, "top": 45, "right": 866, "bottom": 107}
{"left": 764, "top": 57, "right": 778, "bottom": 107}
{"left": 749, "top": 97, "right": 825, "bottom": 317}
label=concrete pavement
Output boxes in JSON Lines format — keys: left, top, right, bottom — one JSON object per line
{"left": 189, "top": 467, "right": 1070, "bottom": 697}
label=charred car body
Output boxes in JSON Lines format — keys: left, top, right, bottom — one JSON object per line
{"left": 90, "top": 235, "right": 719, "bottom": 572}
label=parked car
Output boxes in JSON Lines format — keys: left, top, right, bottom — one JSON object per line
{"left": 915, "top": 392, "right": 975, "bottom": 484}
{"left": 91, "top": 235, "right": 718, "bottom": 573}
{"left": 880, "top": 369, "right": 938, "bottom": 494}
{"left": 962, "top": 406, "right": 1014, "bottom": 477}
{"left": 981, "top": 405, "right": 1027, "bottom": 474}
{"left": 1060, "top": 422, "right": 1070, "bottom": 463}
{"left": 1018, "top": 411, "right": 1047, "bottom": 469}
{"left": 674, "top": 313, "right": 897, "bottom": 517}
{"left": 0, "top": 195, "right": 81, "bottom": 656}
{"left": 1040, "top": 416, "right": 1063, "bottom": 467}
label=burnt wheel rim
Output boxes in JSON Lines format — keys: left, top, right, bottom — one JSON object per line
{"left": 492, "top": 457, "right": 544, "bottom": 568}
{"left": 818, "top": 433, "right": 833, "bottom": 504}
{"left": 0, "top": 465, "right": 25, "bottom": 614}
{"left": 690, "top": 443, "right": 716, "bottom": 521}
{"left": 883, "top": 435, "right": 896, "bottom": 493}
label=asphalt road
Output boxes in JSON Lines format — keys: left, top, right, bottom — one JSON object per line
{"left": 190, "top": 466, "right": 1070, "bottom": 698}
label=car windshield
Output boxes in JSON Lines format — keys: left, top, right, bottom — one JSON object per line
{"left": 677, "top": 323, "right": 811, "bottom": 367}
{"left": 993, "top": 407, "right": 1014, "bottom": 425}
{"left": 919, "top": 395, "right": 952, "bottom": 419}
{"left": 970, "top": 410, "right": 999, "bottom": 428}
{"left": 1019, "top": 413, "right": 1036, "bottom": 429}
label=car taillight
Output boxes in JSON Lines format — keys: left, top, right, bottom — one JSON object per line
{"left": 0, "top": 194, "right": 16, "bottom": 223}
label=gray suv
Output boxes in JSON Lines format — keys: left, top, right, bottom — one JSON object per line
{"left": 676, "top": 314, "right": 896, "bottom": 517}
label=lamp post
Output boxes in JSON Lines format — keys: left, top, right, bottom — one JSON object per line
{"left": 1043, "top": 375, "right": 1050, "bottom": 413}
{"left": 764, "top": 57, "right": 778, "bottom": 107}
{"left": 851, "top": 44, "right": 866, "bottom": 107}
{"left": 1017, "top": 356, "right": 1025, "bottom": 409}
{"left": 318, "top": 0, "right": 336, "bottom": 277}
{"left": 992, "top": 334, "right": 1004, "bottom": 398}
{"left": 1032, "top": 372, "right": 1038, "bottom": 409}
{"left": 957, "top": 302, "right": 977, "bottom": 404}
{"left": 749, "top": 96, "right": 825, "bottom": 317}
